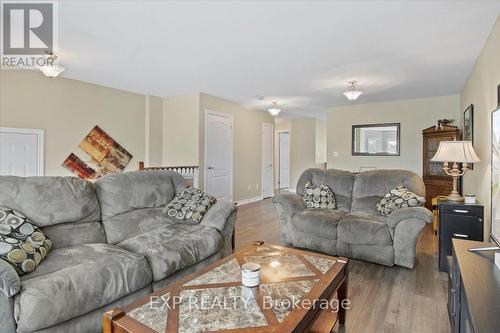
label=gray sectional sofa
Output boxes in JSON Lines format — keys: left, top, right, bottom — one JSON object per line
{"left": 0, "top": 171, "right": 237, "bottom": 333}
{"left": 273, "top": 168, "right": 433, "bottom": 269}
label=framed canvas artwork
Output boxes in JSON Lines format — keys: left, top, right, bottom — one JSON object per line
{"left": 463, "top": 105, "right": 474, "bottom": 169}
{"left": 463, "top": 105, "right": 474, "bottom": 143}
{"left": 63, "top": 126, "right": 132, "bottom": 180}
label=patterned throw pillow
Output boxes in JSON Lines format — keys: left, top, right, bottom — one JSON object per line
{"left": 163, "top": 186, "right": 217, "bottom": 223}
{"left": 0, "top": 208, "right": 52, "bottom": 275}
{"left": 302, "top": 181, "right": 336, "bottom": 210}
{"left": 376, "top": 186, "right": 426, "bottom": 216}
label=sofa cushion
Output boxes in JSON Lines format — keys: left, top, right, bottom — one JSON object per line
{"left": 297, "top": 169, "right": 355, "bottom": 212}
{"left": 118, "top": 224, "right": 222, "bottom": 282}
{"left": 41, "top": 221, "right": 107, "bottom": 249}
{"left": 102, "top": 208, "right": 175, "bottom": 244}
{"left": 15, "top": 243, "right": 152, "bottom": 332}
{"left": 376, "top": 186, "right": 426, "bottom": 216}
{"left": 351, "top": 170, "right": 426, "bottom": 215}
{"left": 0, "top": 176, "right": 101, "bottom": 227}
{"left": 95, "top": 170, "right": 186, "bottom": 220}
{"left": 163, "top": 186, "right": 216, "bottom": 223}
{"left": 302, "top": 181, "right": 336, "bottom": 210}
{"left": 291, "top": 209, "right": 346, "bottom": 240}
{"left": 0, "top": 208, "right": 52, "bottom": 275}
{"left": 337, "top": 213, "right": 392, "bottom": 246}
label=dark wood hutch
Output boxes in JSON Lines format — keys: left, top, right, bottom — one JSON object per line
{"left": 422, "top": 125, "right": 461, "bottom": 210}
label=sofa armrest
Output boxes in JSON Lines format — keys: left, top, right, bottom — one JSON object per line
{"left": 272, "top": 193, "right": 305, "bottom": 244}
{"left": 387, "top": 206, "right": 433, "bottom": 229}
{"left": 201, "top": 202, "right": 237, "bottom": 232}
{"left": 0, "top": 260, "right": 20, "bottom": 297}
{"left": 272, "top": 193, "right": 305, "bottom": 219}
{"left": 201, "top": 202, "right": 238, "bottom": 257}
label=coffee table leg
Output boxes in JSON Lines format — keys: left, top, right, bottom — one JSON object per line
{"left": 337, "top": 262, "right": 349, "bottom": 327}
{"left": 231, "top": 227, "right": 236, "bottom": 251}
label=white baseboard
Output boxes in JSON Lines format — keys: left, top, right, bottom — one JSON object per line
{"left": 288, "top": 189, "right": 296, "bottom": 193}
{"left": 236, "top": 195, "right": 263, "bottom": 206}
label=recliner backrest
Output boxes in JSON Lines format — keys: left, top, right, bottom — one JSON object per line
{"left": 351, "top": 169, "right": 425, "bottom": 215}
{"left": 94, "top": 170, "right": 186, "bottom": 244}
{"left": 0, "top": 176, "right": 105, "bottom": 248}
{"left": 296, "top": 169, "right": 356, "bottom": 213}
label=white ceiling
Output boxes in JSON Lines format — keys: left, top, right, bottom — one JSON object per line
{"left": 57, "top": 1, "right": 500, "bottom": 119}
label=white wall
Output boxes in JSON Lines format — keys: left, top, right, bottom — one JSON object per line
{"left": 327, "top": 95, "right": 460, "bottom": 175}
{"left": 199, "top": 93, "right": 275, "bottom": 202}
{"left": 290, "top": 118, "right": 317, "bottom": 191}
{"left": 145, "top": 95, "right": 163, "bottom": 166}
{"left": 273, "top": 117, "right": 325, "bottom": 191}
{"left": 0, "top": 70, "right": 154, "bottom": 175}
{"left": 162, "top": 93, "right": 200, "bottom": 166}
{"left": 461, "top": 16, "right": 500, "bottom": 240}
{"left": 315, "top": 119, "right": 327, "bottom": 166}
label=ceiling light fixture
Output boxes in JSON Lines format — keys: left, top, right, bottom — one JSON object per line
{"left": 343, "top": 80, "right": 363, "bottom": 101}
{"left": 267, "top": 102, "right": 281, "bottom": 116}
{"left": 38, "top": 51, "right": 65, "bottom": 78}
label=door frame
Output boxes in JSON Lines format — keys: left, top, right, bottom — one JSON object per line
{"left": 0, "top": 127, "right": 44, "bottom": 176}
{"left": 261, "top": 122, "right": 274, "bottom": 198}
{"left": 203, "top": 110, "right": 234, "bottom": 202}
{"left": 275, "top": 129, "right": 291, "bottom": 191}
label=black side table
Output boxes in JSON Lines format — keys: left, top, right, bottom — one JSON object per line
{"left": 438, "top": 200, "right": 484, "bottom": 271}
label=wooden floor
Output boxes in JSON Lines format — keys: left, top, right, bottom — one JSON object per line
{"left": 234, "top": 198, "right": 449, "bottom": 333}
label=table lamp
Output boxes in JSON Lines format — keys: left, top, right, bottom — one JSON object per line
{"left": 431, "top": 141, "right": 480, "bottom": 201}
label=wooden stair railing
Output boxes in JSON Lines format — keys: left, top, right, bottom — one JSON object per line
{"left": 138, "top": 161, "right": 199, "bottom": 188}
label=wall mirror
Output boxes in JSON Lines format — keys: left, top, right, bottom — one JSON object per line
{"left": 352, "top": 123, "right": 400, "bottom": 156}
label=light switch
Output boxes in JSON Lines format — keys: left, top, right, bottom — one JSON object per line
{"left": 333, "top": 152, "right": 339, "bottom": 157}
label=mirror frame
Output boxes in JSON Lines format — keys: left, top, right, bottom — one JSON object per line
{"left": 351, "top": 123, "right": 401, "bottom": 156}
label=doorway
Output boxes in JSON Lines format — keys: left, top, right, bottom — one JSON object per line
{"left": 204, "top": 111, "right": 233, "bottom": 202}
{"left": 277, "top": 131, "right": 290, "bottom": 190}
{"left": 262, "top": 123, "right": 274, "bottom": 198}
{"left": 0, "top": 127, "right": 44, "bottom": 176}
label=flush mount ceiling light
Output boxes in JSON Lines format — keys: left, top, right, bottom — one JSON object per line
{"left": 267, "top": 101, "right": 281, "bottom": 116}
{"left": 38, "top": 51, "right": 65, "bottom": 78}
{"left": 343, "top": 80, "right": 363, "bottom": 101}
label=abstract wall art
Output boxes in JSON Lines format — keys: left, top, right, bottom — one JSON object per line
{"left": 63, "top": 126, "right": 132, "bottom": 180}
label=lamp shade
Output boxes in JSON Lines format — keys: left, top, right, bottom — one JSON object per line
{"left": 431, "top": 141, "right": 480, "bottom": 163}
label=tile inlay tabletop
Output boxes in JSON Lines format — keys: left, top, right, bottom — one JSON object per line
{"left": 103, "top": 243, "right": 350, "bottom": 333}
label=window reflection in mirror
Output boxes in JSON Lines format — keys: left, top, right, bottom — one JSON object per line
{"left": 352, "top": 123, "right": 400, "bottom": 156}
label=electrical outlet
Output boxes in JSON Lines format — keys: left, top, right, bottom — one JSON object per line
{"left": 256, "top": 184, "right": 259, "bottom": 189}
{"left": 248, "top": 184, "right": 251, "bottom": 191}
{"left": 333, "top": 152, "right": 339, "bottom": 157}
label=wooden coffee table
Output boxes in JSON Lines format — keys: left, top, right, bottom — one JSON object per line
{"left": 103, "top": 243, "right": 349, "bottom": 333}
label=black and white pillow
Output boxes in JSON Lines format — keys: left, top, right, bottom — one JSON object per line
{"left": 0, "top": 208, "right": 52, "bottom": 275}
{"left": 163, "top": 186, "right": 217, "bottom": 223}
{"left": 302, "top": 181, "right": 336, "bottom": 210}
{"left": 376, "top": 186, "right": 426, "bottom": 216}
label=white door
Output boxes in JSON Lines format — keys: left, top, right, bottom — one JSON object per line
{"left": 262, "top": 123, "right": 274, "bottom": 198}
{"left": 204, "top": 111, "right": 233, "bottom": 202}
{"left": 279, "top": 132, "right": 289, "bottom": 189}
{"left": 0, "top": 128, "right": 44, "bottom": 176}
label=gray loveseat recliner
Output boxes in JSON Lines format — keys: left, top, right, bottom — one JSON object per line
{"left": 273, "top": 168, "right": 433, "bottom": 269}
{"left": 0, "top": 171, "right": 236, "bottom": 333}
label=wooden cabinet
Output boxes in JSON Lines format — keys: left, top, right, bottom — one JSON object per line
{"left": 422, "top": 125, "right": 460, "bottom": 210}
{"left": 449, "top": 239, "right": 500, "bottom": 333}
